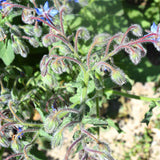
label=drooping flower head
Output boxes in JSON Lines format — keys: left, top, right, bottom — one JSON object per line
{"left": 35, "top": 1, "right": 58, "bottom": 23}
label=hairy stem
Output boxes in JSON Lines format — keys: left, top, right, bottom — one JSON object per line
{"left": 105, "top": 89, "right": 160, "bottom": 102}
{"left": 96, "top": 96, "right": 100, "bottom": 137}
{"left": 64, "top": 136, "right": 84, "bottom": 160}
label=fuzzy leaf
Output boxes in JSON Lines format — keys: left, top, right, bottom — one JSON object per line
{"left": 82, "top": 116, "right": 108, "bottom": 127}
{"left": 0, "top": 40, "right": 15, "bottom": 65}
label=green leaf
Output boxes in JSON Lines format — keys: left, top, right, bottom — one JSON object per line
{"left": 0, "top": 40, "right": 15, "bottom": 65}
{"left": 82, "top": 116, "right": 108, "bottom": 127}
{"left": 39, "top": 129, "right": 53, "bottom": 140}
{"left": 35, "top": 107, "right": 45, "bottom": 122}
{"left": 107, "top": 118, "right": 123, "bottom": 133}
{"left": 141, "top": 101, "right": 157, "bottom": 125}
{"left": 87, "top": 80, "right": 95, "bottom": 94}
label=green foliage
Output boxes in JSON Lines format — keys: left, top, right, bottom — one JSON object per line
{"left": 142, "top": 101, "right": 157, "bottom": 125}
{"left": 0, "top": 40, "right": 15, "bottom": 65}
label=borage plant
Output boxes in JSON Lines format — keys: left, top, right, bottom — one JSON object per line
{"left": 0, "top": 0, "right": 160, "bottom": 160}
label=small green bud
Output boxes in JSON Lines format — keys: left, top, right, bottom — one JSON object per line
{"left": 131, "top": 24, "right": 142, "bottom": 37}
{"left": 12, "top": 35, "right": 29, "bottom": 58}
{"left": 129, "top": 50, "right": 141, "bottom": 65}
{"left": 11, "top": 140, "right": 21, "bottom": 153}
{"left": 93, "top": 33, "right": 110, "bottom": 46}
{"left": 114, "top": 32, "right": 126, "bottom": 44}
{"left": 110, "top": 68, "right": 126, "bottom": 86}
{"left": 0, "top": 27, "right": 6, "bottom": 41}
{"left": 22, "top": 9, "right": 34, "bottom": 24}
{"left": 51, "top": 60, "right": 67, "bottom": 74}
{"left": 77, "top": 27, "right": 90, "bottom": 41}
{"left": 44, "top": 113, "right": 59, "bottom": 133}
{"left": 42, "top": 34, "right": 56, "bottom": 47}
{"left": 40, "top": 55, "right": 48, "bottom": 77}
{"left": 29, "top": 38, "right": 39, "bottom": 48}
{"left": 20, "top": 25, "right": 34, "bottom": 36}
{"left": 10, "top": 25, "right": 22, "bottom": 36}
{"left": 34, "top": 26, "right": 42, "bottom": 37}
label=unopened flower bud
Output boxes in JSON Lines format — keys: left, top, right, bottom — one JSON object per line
{"left": 34, "top": 25, "right": 42, "bottom": 37}
{"left": 22, "top": 9, "right": 34, "bottom": 24}
{"left": 114, "top": 32, "right": 126, "bottom": 44}
{"left": 129, "top": 50, "right": 141, "bottom": 65}
{"left": 77, "top": 27, "right": 90, "bottom": 41}
{"left": 40, "top": 55, "right": 48, "bottom": 77}
{"left": 0, "top": 27, "right": 7, "bottom": 41}
{"left": 93, "top": 33, "right": 110, "bottom": 46}
{"left": 10, "top": 25, "right": 21, "bottom": 36}
{"left": 20, "top": 25, "right": 34, "bottom": 36}
{"left": 42, "top": 34, "right": 56, "bottom": 47}
{"left": 44, "top": 113, "right": 59, "bottom": 133}
{"left": 29, "top": 38, "right": 39, "bottom": 48}
{"left": 51, "top": 60, "right": 67, "bottom": 74}
{"left": 131, "top": 24, "right": 142, "bottom": 37}
{"left": 12, "top": 36, "right": 29, "bottom": 58}
{"left": 110, "top": 68, "right": 126, "bottom": 86}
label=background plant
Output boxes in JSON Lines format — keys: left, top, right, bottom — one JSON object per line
{"left": 0, "top": 0, "right": 160, "bottom": 160}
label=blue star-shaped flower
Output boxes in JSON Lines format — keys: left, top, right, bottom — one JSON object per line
{"left": 35, "top": 1, "right": 58, "bottom": 23}
{"left": 0, "top": 0, "right": 7, "bottom": 10}
{"left": 151, "top": 22, "right": 159, "bottom": 33}
{"left": 17, "top": 127, "right": 24, "bottom": 138}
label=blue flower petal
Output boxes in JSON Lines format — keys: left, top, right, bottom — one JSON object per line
{"left": 49, "top": 9, "right": 58, "bottom": 17}
{"left": 0, "top": 0, "right": 6, "bottom": 3}
{"left": 36, "top": 8, "right": 43, "bottom": 15}
{"left": 44, "top": 1, "right": 49, "bottom": 11}
{"left": 151, "top": 22, "right": 157, "bottom": 33}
